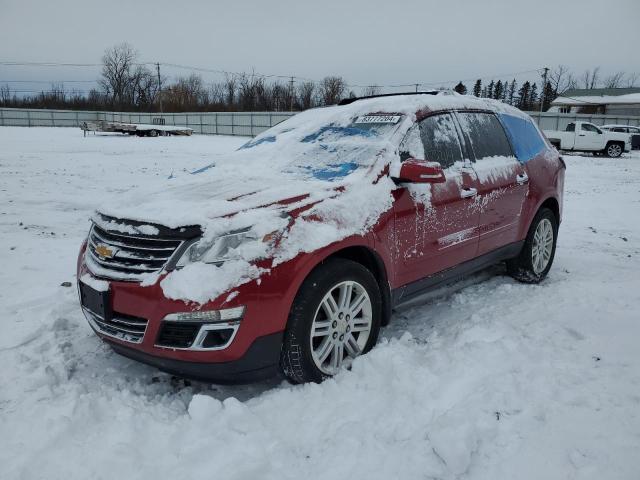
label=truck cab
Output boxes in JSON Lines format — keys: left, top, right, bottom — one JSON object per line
{"left": 544, "top": 121, "right": 630, "bottom": 157}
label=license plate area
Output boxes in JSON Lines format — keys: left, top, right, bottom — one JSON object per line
{"left": 79, "top": 281, "right": 112, "bottom": 320}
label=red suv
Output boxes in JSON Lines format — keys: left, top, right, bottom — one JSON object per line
{"left": 77, "top": 92, "right": 565, "bottom": 384}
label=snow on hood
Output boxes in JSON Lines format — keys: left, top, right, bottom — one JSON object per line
{"left": 97, "top": 93, "right": 525, "bottom": 304}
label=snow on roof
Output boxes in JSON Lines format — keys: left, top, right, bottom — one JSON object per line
{"left": 552, "top": 92, "right": 640, "bottom": 106}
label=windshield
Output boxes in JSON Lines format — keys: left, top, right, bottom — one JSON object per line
{"left": 235, "top": 109, "right": 404, "bottom": 182}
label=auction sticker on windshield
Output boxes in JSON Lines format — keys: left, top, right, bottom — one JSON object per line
{"left": 354, "top": 114, "right": 402, "bottom": 124}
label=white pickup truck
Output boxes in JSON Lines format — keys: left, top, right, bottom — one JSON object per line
{"left": 544, "top": 121, "right": 630, "bottom": 158}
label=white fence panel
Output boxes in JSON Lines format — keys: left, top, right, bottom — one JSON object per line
{"left": 2, "top": 107, "right": 639, "bottom": 136}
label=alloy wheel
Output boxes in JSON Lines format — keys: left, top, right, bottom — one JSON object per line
{"left": 310, "top": 280, "right": 372, "bottom": 375}
{"left": 531, "top": 218, "right": 554, "bottom": 274}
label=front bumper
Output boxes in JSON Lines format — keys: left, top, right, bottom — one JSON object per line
{"left": 107, "top": 331, "right": 283, "bottom": 383}
{"left": 77, "top": 243, "right": 296, "bottom": 382}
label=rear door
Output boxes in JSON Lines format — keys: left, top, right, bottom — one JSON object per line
{"left": 392, "top": 113, "right": 480, "bottom": 287}
{"left": 455, "top": 111, "right": 529, "bottom": 255}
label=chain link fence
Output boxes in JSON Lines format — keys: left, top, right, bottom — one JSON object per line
{"left": 1, "top": 107, "right": 639, "bottom": 136}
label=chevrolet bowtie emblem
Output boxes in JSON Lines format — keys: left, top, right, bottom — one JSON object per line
{"left": 95, "top": 244, "right": 115, "bottom": 259}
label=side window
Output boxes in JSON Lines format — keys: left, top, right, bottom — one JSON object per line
{"left": 612, "top": 127, "right": 625, "bottom": 133}
{"left": 417, "top": 113, "right": 464, "bottom": 168}
{"left": 498, "top": 113, "right": 547, "bottom": 163}
{"left": 457, "top": 112, "right": 513, "bottom": 160}
{"left": 566, "top": 123, "right": 575, "bottom": 132}
{"left": 581, "top": 123, "right": 600, "bottom": 133}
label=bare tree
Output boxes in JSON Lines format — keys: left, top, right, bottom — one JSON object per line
{"left": 581, "top": 67, "right": 601, "bottom": 89}
{"left": 99, "top": 43, "right": 138, "bottom": 107}
{"left": 362, "top": 85, "right": 381, "bottom": 96}
{"left": 626, "top": 72, "right": 639, "bottom": 87}
{"left": 603, "top": 72, "right": 625, "bottom": 89}
{"left": 297, "top": 82, "right": 315, "bottom": 110}
{"left": 223, "top": 74, "right": 237, "bottom": 107}
{"left": 548, "top": 65, "right": 576, "bottom": 97}
{"left": 0, "top": 85, "right": 11, "bottom": 103}
{"left": 164, "top": 74, "right": 207, "bottom": 111}
{"left": 318, "top": 76, "right": 346, "bottom": 105}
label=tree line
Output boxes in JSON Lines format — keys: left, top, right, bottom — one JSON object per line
{"left": 1, "top": 43, "right": 637, "bottom": 113}
{"left": 455, "top": 67, "right": 638, "bottom": 112}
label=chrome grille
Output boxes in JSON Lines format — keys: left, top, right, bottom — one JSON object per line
{"left": 86, "top": 223, "right": 183, "bottom": 280}
{"left": 83, "top": 308, "right": 148, "bottom": 344}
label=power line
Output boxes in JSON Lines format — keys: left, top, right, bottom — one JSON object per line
{"left": 1, "top": 59, "right": 545, "bottom": 92}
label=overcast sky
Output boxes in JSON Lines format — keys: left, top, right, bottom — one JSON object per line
{"left": 1, "top": 0, "right": 639, "bottom": 94}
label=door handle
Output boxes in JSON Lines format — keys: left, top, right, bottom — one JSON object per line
{"left": 516, "top": 173, "right": 529, "bottom": 185}
{"left": 461, "top": 187, "right": 478, "bottom": 198}
{"left": 578, "top": 134, "right": 586, "bottom": 136}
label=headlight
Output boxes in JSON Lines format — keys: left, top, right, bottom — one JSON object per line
{"left": 175, "top": 227, "right": 257, "bottom": 267}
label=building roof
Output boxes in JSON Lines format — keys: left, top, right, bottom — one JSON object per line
{"left": 561, "top": 87, "right": 640, "bottom": 97}
{"left": 552, "top": 88, "right": 640, "bottom": 106}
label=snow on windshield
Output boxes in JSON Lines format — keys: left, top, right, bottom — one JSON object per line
{"left": 236, "top": 111, "right": 403, "bottom": 181}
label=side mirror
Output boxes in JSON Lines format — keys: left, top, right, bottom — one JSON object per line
{"left": 395, "top": 158, "right": 446, "bottom": 183}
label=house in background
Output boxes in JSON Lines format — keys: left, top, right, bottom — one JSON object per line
{"left": 549, "top": 88, "right": 640, "bottom": 115}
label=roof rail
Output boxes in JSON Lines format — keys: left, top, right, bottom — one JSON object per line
{"left": 338, "top": 90, "right": 446, "bottom": 106}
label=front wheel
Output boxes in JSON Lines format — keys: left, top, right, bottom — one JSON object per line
{"left": 507, "top": 208, "right": 558, "bottom": 284}
{"left": 280, "top": 258, "right": 381, "bottom": 384}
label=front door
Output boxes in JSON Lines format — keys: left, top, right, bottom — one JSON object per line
{"left": 576, "top": 123, "right": 604, "bottom": 150}
{"left": 393, "top": 113, "right": 480, "bottom": 288}
{"left": 455, "top": 111, "right": 529, "bottom": 254}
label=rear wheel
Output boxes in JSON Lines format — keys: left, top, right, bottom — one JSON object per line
{"left": 605, "top": 142, "right": 623, "bottom": 158}
{"left": 507, "top": 208, "right": 558, "bottom": 284}
{"left": 280, "top": 258, "right": 381, "bottom": 384}
{"left": 148, "top": 129, "right": 159, "bottom": 138}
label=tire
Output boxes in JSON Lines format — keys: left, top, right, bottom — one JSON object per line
{"left": 280, "top": 258, "right": 382, "bottom": 384}
{"left": 507, "top": 208, "right": 558, "bottom": 284}
{"left": 149, "top": 130, "right": 159, "bottom": 138}
{"left": 604, "top": 142, "right": 623, "bottom": 158}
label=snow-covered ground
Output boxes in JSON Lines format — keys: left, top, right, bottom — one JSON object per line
{"left": 1, "top": 127, "right": 639, "bottom": 479}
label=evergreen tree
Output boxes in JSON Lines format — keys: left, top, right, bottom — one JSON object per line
{"left": 481, "top": 86, "right": 487, "bottom": 98}
{"left": 487, "top": 80, "right": 495, "bottom": 99}
{"left": 529, "top": 83, "right": 538, "bottom": 110}
{"left": 472, "top": 79, "right": 482, "bottom": 97}
{"left": 516, "top": 81, "right": 531, "bottom": 109}
{"left": 508, "top": 79, "right": 517, "bottom": 105}
{"left": 454, "top": 81, "right": 467, "bottom": 95}
{"left": 501, "top": 80, "right": 508, "bottom": 101}
{"left": 541, "top": 81, "right": 554, "bottom": 111}
{"left": 493, "top": 80, "right": 504, "bottom": 100}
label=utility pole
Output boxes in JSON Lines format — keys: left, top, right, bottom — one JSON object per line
{"left": 289, "top": 76, "right": 295, "bottom": 112}
{"left": 540, "top": 66, "right": 549, "bottom": 113}
{"left": 156, "top": 62, "right": 163, "bottom": 113}
{"left": 415, "top": 83, "right": 419, "bottom": 93}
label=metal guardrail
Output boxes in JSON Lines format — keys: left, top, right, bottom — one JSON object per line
{"left": 1, "top": 107, "right": 639, "bottom": 136}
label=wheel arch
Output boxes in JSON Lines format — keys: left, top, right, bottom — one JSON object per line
{"left": 322, "top": 246, "right": 392, "bottom": 326}
{"left": 539, "top": 196, "right": 560, "bottom": 224}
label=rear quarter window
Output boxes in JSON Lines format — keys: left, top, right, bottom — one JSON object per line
{"left": 497, "top": 114, "right": 547, "bottom": 162}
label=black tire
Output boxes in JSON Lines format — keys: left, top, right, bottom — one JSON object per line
{"left": 149, "top": 129, "right": 159, "bottom": 138}
{"left": 604, "top": 142, "right": 623, "bottom": 158}
{"left": 280, "top": 258, "right": 382, "bottom": 384}
{"left": 507, "top": 208, "right": 558, "bottom": 284}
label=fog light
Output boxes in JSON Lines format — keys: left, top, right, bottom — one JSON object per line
{"left": 202, "top": 328, "right": 235, "bottom": 348}
{"left": 164, "top": 306, "right": 245, "bottom": 323}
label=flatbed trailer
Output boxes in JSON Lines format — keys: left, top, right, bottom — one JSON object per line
{"left": 80, "top": 120, "right": 193, "bottom": 137}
